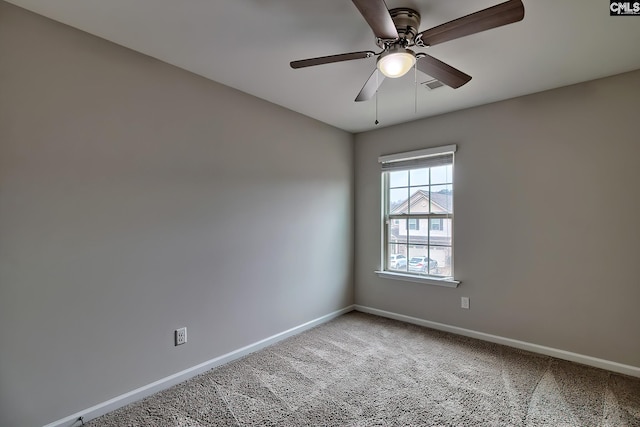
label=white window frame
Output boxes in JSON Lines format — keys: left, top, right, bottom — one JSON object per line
{"left": 375, "top": 145, "right": 460, "bottom": 288}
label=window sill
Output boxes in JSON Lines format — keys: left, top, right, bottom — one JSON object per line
{"left": 374, "top": 271, "right": 460, "bottom": 288}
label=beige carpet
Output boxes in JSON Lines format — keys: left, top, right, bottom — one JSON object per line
{"left": 87, "top": 312, "right": 640, "bottom": 426}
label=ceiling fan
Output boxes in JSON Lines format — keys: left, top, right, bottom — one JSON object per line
{"left": 290, "top": 0, "right": 524, "bottom": 102}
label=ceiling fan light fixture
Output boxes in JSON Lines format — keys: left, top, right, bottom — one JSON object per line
{"left": 377, "top": 48, "right": 416, "bottom": 78}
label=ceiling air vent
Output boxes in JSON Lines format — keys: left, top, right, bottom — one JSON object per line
{"left": 422, "top": 79, "right": 445, "bottom": 90}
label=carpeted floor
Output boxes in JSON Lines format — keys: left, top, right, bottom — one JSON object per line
{"left": 87, "top": 312, "right": 640, "bottom": 426}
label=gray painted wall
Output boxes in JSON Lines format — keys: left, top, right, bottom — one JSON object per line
{"left": 3, "top": 1, "right": 640, "bottom": 425}
{"left": 0, "top": 3, "right": 353, "bottom": 426}
{"left": 355, "top": 69, "right": 640, "bottom": 369}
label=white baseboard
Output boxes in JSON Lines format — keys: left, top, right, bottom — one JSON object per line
{"left": 354, "top": 305, "right": 640, "bottom": 378}
{"left": 43, "top": 305, "right": 355, "bottom": 427}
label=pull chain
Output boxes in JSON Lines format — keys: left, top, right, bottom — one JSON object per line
{"left": 414, "top": 65, "right": 418, "bottom": 114}
{"left": 375, "top": 70, "right": 379, "bottom": 125}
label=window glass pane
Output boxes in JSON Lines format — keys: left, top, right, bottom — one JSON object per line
{"left": 408, "top": 245, "right": 427, "bottom": 262}
{"left": 389, "top": 170, "right": 408, "bottom": 188}
{"left": 430, "top": 185, "right": 453, "bottom": 213}
{"left": 408, "top": 186, "right": 429, "bottom": 213}
{"left": 387, "top": 245, "right": 407, "bottom": 272}
{"left": 409, "top": 168, "right": 429, "bottom": 186}
{"left": 388, "top": 218, "right": 406, "bottom": 246}
{"left": 431, "top": 165, "right": 452, "bottom": 185}
{"left": 430, "top": 246, "right": 452, "bottom": 277}
{"left": 408, "top": 221, "right": 427, "bottom": 245}
{"left": 429, "top": 218, "right": 452, "bottom": 246}
{"left": 389, "top": 188, "right": 409, "bottom": 214}
{"left": 425, "top": 252, "right": 439, "bottom": 276}
{"left": 407, "top": 247, "right": 433, "bottom": 275}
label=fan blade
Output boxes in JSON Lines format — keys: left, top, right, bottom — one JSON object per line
{"left": 416, "top": 55, "right": 471, "bottom": 89}
{"left": 351, "top": 0, "right": 399, "bottom": 40}
{"left": 417, "top": 0, "right": 524, "bottom": 47}
{"left": 290, "top": 51, "right": 374, "bottom": 69}
{"left": 355, "top": 69, "right": 385, "bottom": 102}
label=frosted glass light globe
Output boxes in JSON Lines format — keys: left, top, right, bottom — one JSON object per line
{"left": 377, "top": 48, "right": 416, "bottom": 78}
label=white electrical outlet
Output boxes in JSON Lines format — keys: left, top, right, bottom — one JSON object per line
{"left": 175, "top": 327, "right": 187, "bottom": 346}
{"left": 461, "top": 297, "right": 470, "bottom": 309}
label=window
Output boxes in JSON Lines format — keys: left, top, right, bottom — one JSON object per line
{"left": 430, "top": 219, "right": 443, "bottom": 231}
{"left": 379, "top": 145, "right": 457, "bottom": 285}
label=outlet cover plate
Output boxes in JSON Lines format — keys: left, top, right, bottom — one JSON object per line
{"left": 175, "top": 327, "right": 187, "bottom": 346}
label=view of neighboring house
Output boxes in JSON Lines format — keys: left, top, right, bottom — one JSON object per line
{"left": 388, "top": 189, "right": 453, "bottom": 276}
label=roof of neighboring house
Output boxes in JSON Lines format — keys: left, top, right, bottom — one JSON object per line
{"left": 390, "top": 190, "right": 452, "bottom": 215}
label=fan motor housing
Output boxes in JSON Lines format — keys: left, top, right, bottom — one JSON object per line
{"left": 389, "top": 8, "right": 421, "bottom": 42}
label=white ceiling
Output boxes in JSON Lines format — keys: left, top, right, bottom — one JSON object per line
{"left": 7, "top": 0, "right": 640, "bottom": 133}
